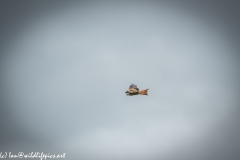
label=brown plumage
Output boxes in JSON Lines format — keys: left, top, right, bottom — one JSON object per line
{"left": 125, "top": 84, "right": 149, "bottom": 96}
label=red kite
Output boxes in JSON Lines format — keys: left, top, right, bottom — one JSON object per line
{"left": 125, "top": 84, "right": 148, "bottom": 96}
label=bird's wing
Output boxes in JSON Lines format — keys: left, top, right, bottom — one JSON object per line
{"left": 129, "top": 84, "right": 139, "bottom": 90}
{"left": 128, "top": 88, "right": 139, "bottom": 93}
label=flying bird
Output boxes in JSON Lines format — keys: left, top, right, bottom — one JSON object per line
{"left": 125, "top": 84, "right": 149, "bottom": 96}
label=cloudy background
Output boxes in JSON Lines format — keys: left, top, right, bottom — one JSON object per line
{"left": 0, "top": 1, "right": 240, "bottom": 160}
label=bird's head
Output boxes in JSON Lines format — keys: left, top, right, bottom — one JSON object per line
{"left": 125, "top": 91, "right": 131, "bottom": 96}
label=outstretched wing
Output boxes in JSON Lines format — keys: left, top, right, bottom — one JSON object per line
{"left": 129, "top": 84, "right": 139, "bottom": 92}
{"left": 129, "top": 84, "right": 138, "bottom": 89}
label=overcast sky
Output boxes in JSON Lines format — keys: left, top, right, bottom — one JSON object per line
{"left": 0, "top": 1, "right": 240, "bottom": 160}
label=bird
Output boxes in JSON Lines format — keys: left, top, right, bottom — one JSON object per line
{"left": 125, "top": 84, "right": 149, "bottom": 96}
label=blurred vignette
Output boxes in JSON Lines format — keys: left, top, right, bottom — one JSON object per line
{"left": 0, "top": 1, "right": 240, "bottom": 160}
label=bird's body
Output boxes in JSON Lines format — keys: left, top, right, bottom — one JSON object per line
{"left": 125, "top": 84, "right": 148, "bottom": 96}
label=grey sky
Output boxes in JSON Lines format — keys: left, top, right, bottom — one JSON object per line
{"left": 0, "top": 1, "right": 240, "bottom": 160}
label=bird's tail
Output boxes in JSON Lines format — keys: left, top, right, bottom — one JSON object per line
{"left": 138, "top": 89, "right": 149, "bottom": 95}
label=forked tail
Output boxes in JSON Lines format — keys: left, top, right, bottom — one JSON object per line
{"left": 138, "top": 89, "right": 149, "bottom": 95}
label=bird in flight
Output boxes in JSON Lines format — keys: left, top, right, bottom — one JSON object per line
{"left": 125, "top": 84, "right": 149, "bottom": 96}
